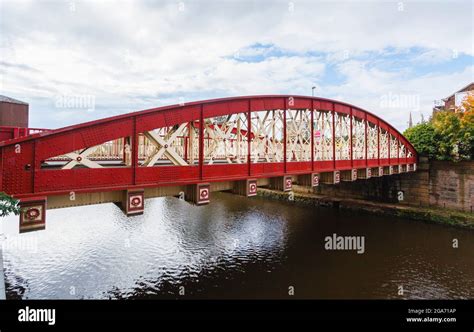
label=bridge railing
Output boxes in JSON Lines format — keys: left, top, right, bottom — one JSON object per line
{"left": 0, "top": 126, "right": 50, "bottom": 143}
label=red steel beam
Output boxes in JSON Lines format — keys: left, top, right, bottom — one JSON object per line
{"left": 283, "top": 98, "right": 287, "bottom": 174}
{"left": 199, "top": 105, "right": 204, "bottom": 180}
{"left": 247, "top": 99, "right": 251, "bottom": 176}
{"left": 311, "top": 100, "right": 314, "bottom": 171}
{"left": 132, "top": 117, "right": 138, "bottom": 185}
{"left": 350, "top": 108, "right": 353, "bottom": 168}
{"left": 377, "top": 119, "right": 380, "bottom": 165}
{"left": 364, "top": 112, "right": 368, "bottom": 167}
{"left": 332, "top": 103, "right": 336, "bottom": 170}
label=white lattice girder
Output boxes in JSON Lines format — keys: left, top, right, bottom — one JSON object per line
{"left": 380, "top": 129, "right": 389, "bottom": 158}
{"left": 49, "top": 108, "right": 416, "bottom": 169}
{"left": 335, "top": 112, "right": 351, "bottom": 160}
{"left": 314, "top": 110, "right": 333, "bottom": 161}
{"left": 399, "top": 141, "right": 406, "bottom": 158}
{"left": 352, "top": 117, "right": 366, "bottom": 160}
{"left": 286, "top": 109, "right": 311, "bottom": 162}
{"left": 251, "top": 110, "right": 284, "bottom": 163}
{"left": 367, "top": 124, "right": 378, "bottom": 159}
{"left": 204, "top": 113, "right": 248, "bottom": 164}
{"left": 62, "top": 147, "right": 104, "bottom": 169}
{"left": 390, "top": 135, "right": 398, "bottom": 158}
{"left": 142, "top": 122, "right": 189, "bottom": 166}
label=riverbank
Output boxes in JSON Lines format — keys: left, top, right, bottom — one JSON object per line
{"left": 257, "top": 187, "right": 474, "bottom": 230}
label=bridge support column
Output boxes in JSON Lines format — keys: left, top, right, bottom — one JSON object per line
{"left": 19, "top": 196, "right": 47, "bottom": 233}
{"left": 341, "top": 169, "right": 358, "bottom": 182}
{"left": 298, "top": 173, "right": 319, "bottom": 187}
{"left": 357, "top": 168, "right": 371, "bottom": 179}
{"left": 320, "top": 171, "right": 340, "bottom": 184}
{"left": 233, "top": 179, "right": 258, "bottom": 197}
{"left": 391, "top": 165, "right": 399, "bottom": 175}
{"left": 384, "top": 166, "right": 394, "bottom": 175}
{"left": 269, "top": 175, "right": 292, "bottom": 192}
{"left": 185, "top": 183, "right": 210, "bottom": 205}
{"left": 372, "top": 166, "right": 384, "bottom": 177}
{"left": 121, "top": 188, "right": 145, "bottom": 216}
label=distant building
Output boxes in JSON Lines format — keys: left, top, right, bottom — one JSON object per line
{"left": 0, "top": 95, "right": 29, "bottom": 127}
{"left": 433, "top": 82, "right": 474, "bottom": 114}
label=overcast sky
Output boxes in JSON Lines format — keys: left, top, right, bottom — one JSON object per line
{"left": 1, "top": 0, "right": 473, "bottom": 131}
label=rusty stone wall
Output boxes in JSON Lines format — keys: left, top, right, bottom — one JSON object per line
{"left": 428, "top": 160, "right": 474, "bottom": 212}
{"left": 312, "top": 158, "right": 474, "bottom": 212}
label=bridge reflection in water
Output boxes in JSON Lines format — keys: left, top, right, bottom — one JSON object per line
{"left": 2, "top": 193, "right": 473, "bottom": 300}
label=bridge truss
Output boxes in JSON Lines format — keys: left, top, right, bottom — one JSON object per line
{"left": 0, "top": 95, "right": 417, "bottom": 232}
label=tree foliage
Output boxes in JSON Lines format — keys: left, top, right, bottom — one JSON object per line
{"left": 432, "top": 111, "right": 462, "bottom": 160}
{"left": 404, "top": 123, "right": 440, "bottom": 159}
{"left": 404, "top": 94, "right": 474, "bottom": 161}
{"left": 459, "top": 95, "right": 474, "bottom": 159}
{"left": 0, "top": 192, "right": 20, "bottom": 218}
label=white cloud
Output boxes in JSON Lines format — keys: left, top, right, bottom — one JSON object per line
{"left": 0, "top": 0, "right": 472, "bottom": 131}
{"left": 412, "top": 49, "right": 457, "bottom": 65}
{"left": 324, "top": 62, "right": 474, "bottom": 129}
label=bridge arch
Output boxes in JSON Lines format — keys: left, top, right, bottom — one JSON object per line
{"left": 0, "top": 95, "right": 417, "bottom": 199}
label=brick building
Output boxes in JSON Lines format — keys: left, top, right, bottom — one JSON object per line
{"left": 0, "top": 95, "right": 29, "bottom": 127}
{"left": 433, "top": 82, "right": 474, "bottom": 114}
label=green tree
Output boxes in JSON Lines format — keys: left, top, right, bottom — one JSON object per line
{"left": 403, "top": 123, "right": 439, "bottom": 159}
{"left": 0, "top": 192, "right": 20, "bottom": 217}
{"left": 432, "top": 111, "right": 462, "bottom": 160}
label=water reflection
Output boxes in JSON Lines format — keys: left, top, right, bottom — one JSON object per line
{"left": 1, "top": 193, "right": 473, "bottom": 299}
{"left": 1, "top": 194, "right": 288, "bottom": 299}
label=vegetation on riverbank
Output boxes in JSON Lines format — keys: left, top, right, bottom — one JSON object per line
{"left": 257, "top": 188, "right": 474, "bottom": 230}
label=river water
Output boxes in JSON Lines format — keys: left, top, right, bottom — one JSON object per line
{"left": 1, "top": 193, "right": 473, "bottom": 299}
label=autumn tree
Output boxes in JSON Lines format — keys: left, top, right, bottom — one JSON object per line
{"left": 459, "top": 94, "right": 474, "bottom": 159}
{"left": 404, "top": 93, "right": 473, "bottom": 161}
{"left": 432, "top": 111, "right": 462, "bottom": 160}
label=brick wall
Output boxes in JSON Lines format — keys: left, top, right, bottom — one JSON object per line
{"left": 0, "top": 102, "right": 29, "bottom": 127}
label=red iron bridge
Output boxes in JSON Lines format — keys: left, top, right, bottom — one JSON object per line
{"left": 0, "top": 95, "right": 417, "bottom": 233}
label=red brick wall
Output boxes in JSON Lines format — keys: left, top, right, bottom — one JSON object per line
{"left": 444, "top": 96, "right": 455, "bottom": 110}
{"left": 0, "top": 102, "right": 29, "bottom": 127}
